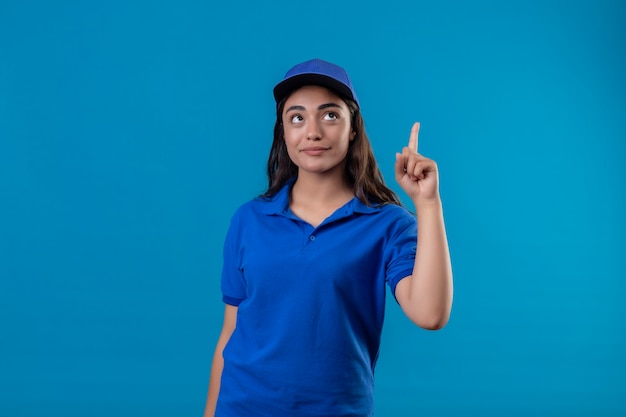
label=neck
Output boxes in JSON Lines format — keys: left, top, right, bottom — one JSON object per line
{"left": 291, "top": 170, "right": 354, "bottom": 205}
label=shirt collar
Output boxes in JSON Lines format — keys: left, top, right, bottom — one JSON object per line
{"left": 259, "top": 178, "right": 294, "bottom": 215}
{"left": 260, "top": 177, "right": 380, "bottom": 216}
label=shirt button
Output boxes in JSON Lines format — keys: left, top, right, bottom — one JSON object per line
{"left": 309, "top": 235, "right": 316, "bottom": 241}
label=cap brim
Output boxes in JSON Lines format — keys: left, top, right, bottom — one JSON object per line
{"left": 273, "top": 74, "right": 355, "bottom": 105}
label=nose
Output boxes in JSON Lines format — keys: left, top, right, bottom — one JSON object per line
{"left": 306, "top": 120, "right": 321, "bottom": 141}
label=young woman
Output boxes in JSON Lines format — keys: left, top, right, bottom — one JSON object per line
{"left": 204, "top": 59, "right": 453, "bottom": 417}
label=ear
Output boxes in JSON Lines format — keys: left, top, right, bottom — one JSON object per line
{"left": 350, "top": 130, "right": 356, "bottom": 141}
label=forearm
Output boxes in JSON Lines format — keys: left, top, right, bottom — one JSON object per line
{"left": 205, "top": 304, "right": 237, "bottom": 416}
{"left": 404, "top": 201, "right": 453, "bottom": 329}
{"left": 204, "top": 342, "right": 225, "bottom": 417}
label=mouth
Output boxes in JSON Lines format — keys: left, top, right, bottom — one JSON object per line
{"left": 300, "top": 146, "right": 330, "bottom": 156}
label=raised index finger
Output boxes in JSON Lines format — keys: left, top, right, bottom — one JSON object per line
{"left": 408, "top": 122, "right": 420, "bottom": 152}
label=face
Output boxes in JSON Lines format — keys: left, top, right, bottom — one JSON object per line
{"left": 282, "top": 85, "right": 355, "bottom": 177}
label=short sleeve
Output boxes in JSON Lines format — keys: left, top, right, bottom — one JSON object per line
{"left": 220, "top": 210, "right": 247, "bottom": 306}
{"left": 384, "top": 213, "right": 417, "bottom": 300}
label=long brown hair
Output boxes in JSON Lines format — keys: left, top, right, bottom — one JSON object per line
{"left": 263, "top": 89, "right": 401, "bottom": 207}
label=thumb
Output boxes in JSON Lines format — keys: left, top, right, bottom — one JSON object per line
{"left": 394, "top": 152, "right": 405, "bottom": 183}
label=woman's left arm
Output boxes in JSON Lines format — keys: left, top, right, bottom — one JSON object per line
{"left": 393, "top": 122, "right": 453, "bottom": 330}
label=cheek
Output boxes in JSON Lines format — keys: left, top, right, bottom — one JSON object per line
{"left": 282, "top": 133, "right": 299, "bottom": 161}
{"left": 340, "top": 126, "right": 353, "bottom": 148}
{"left": 282, "top": 124, "right": 297, "bottom": 142}
{"left": 282, "top": 131, "right": 296, "bottom": 148}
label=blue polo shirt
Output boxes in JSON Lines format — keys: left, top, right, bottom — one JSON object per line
{"left": 217, "top": 179, "right": 417, "bottom": 417}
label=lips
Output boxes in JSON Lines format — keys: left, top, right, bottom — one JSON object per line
{"left": 301, "top": 146, "right": 330, "bottom": 156}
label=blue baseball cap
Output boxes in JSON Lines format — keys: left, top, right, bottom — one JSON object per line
{"left": 273, "top": 59, "right": 359, "bottom": 107}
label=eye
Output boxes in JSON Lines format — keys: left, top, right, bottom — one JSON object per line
{"left": 323, "top": 112, "right": 338, "bottom": 121}
{"left": 290, "top": 114, "right": 304, "bottom": 124}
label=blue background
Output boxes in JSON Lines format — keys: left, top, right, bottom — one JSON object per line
{"left": 1, "top": 0, "right": 624, "bottom": 416}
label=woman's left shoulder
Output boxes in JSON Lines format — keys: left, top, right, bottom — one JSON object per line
{"left": 375, "top": 202, "right": 413, "bottom": 218}
{"left": 369, "top": 203, "right": 416, "bottom": 230}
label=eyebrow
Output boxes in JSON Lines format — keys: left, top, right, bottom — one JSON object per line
{"left": 285, "top": 102, "right": 343, "bottom": 113}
